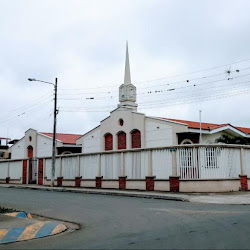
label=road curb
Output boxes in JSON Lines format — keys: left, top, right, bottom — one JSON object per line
{"left": 5, "top": 211, "right": 32, "bottom": 219}
{"left": 1, "top": 185, "right": 189, "bottom": 202}
{"left": 0, "top": 213, "right": 67, "bottom": 244}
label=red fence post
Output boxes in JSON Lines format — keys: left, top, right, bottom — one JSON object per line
{"left": 169, "top": 176, "right": 180, "bottom": 192}
{"left": 75, "top": 176, "right": 82, "bottom": 187}
{"left": 239, "top": 175, "right": 248, "bottom": 191}
{"left": 38, "top": 159, "right": 44, "bottom": 185}
{"left": 57, "top": 177, "right": 63, "bottom": 187}
{"left": 96, "top": 176, "right": 103, "bottom": 188}
{"left": 146, "top": 176, "right": 155, "bottom": 191}
{"left": 119, "top": 176, "right": 127, "bottom": 189}
{"left": 22, "top": 160, "right": 27, "bottom": 184}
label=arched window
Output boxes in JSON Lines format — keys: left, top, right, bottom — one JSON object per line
{"left": 117, "top": 131, "right": 126, "bottom": 150}
{"left": 180, "top": 139, "right": 193, "bottom": 145}
{"left": 27, "top": 145, "right": 33, "bottom": 158}
{"left": 61, "top": 151, "right": 73, "bottom": 155}
{"left": 104, "top": 133, "right": 113, "bottom": 151}
{"left": 131, "top": 129, "right": 141, "bottom": 149}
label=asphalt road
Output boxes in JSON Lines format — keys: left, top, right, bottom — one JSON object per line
{"left": 1, "top": 188, "right": 250, "bottom": 249}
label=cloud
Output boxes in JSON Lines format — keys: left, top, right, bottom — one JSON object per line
{"left": 1, "top": 0, "right": 250, "bottom": 140}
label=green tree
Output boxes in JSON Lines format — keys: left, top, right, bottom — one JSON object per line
{"left": 216, "top": 135, "right": 250, "bottom": 145}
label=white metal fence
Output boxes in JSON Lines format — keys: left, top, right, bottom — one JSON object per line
{"left": 0, "top": 145, "right": 250, "bottom": 181}
{"left": 177, "top": 147, "right": 242, "bottom": 179}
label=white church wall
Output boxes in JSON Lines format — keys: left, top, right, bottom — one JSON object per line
{"left": 24, "top": 129, "right": 38, "bottom": 157}
{"left": 9, "top": 137, "right": 26, "bottom": 159}
{"left": 145, "top": 118, "right": 173, "bottom": 148}
{"left": 82, "top": 128, "right": 101, "bottom": 153}
{"left": 37, "top": 134, "right": 55, "bottom": 158}
{"left": 100, "top": 108, "right": 145, "bottom": 150}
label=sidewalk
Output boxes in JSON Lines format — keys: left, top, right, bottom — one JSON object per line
{"left": 0, "top": 211, "right": 67, "bottom": 244}
{"left": 1, "top": 184, "right": 250, "bottom": 205}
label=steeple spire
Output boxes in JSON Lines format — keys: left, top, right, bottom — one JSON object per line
{"left": 124, "top": 41, "right": 131, "bottom": 85}
{"left": 118, "top": 42, "right": 137, "bottom": 111}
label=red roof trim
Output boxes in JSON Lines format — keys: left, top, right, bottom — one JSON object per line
{"left": 159, "top": 118, "right": 250, "bottom": 134}
{"left": 40, "top": 133, "right": 82, "bottom": 145}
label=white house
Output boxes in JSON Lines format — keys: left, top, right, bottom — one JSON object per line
{"left": 9, "top": 128, "right": 82, "bottom": 160}
{"left": 77, "top": 44, "right": 250, "bottom": 153}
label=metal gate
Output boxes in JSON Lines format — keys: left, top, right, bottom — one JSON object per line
{"left": 28, "top": 158, "right": 37, "bottom": 184}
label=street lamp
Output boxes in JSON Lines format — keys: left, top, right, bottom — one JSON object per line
{"left": 28, "top": 77, "right": 58, "bottom": 187}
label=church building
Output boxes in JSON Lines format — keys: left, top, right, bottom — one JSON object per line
{"left": 76, "top": 44, "right": 250, "bottom": 153}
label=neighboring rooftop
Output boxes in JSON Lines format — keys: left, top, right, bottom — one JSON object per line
{"left": 160, "top": 118, "right": 250, "bottom": 135}
{"left": 40, "top": 133, "right": 82, "bottom": 144}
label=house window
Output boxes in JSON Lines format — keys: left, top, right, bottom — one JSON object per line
{"left": 117, "top": 131, "right": 126, "bottom": 150}
{"left": 205, "top": 147, "right": 219, "bottom": 168}
{"left": 0, "top": 152, "right": 4, "bottom": 158}
{"left": 131, "top": 129, "right": 141, "bottom": 148}
{"left": 104, "top": 133, "right": 113, "bottom": 151}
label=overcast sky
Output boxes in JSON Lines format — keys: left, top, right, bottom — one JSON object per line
{"left": 1, "top": 0, "right": 250, "bottom": 140}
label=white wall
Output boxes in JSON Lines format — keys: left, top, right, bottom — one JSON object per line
{"left": 145, "top": 119, "right": 173, "bottom": 147}
{"left": 37, "top": 134, "right": 63, "bottom": 158}
{"left": 9, "top": 138, "right": 25, "bottom": 159}
{"left": 62, "top": 156, "right": 78, "bottom": 179}
{"left": 0, "top": 162, "right": 8, "bottom": 179}
{"left": 101, "top": 153, "right": 121, "bottom": 179}
{"left": 152, "top": 149, "right": 172, "bottom": 179}
{"left": 25, "top": 129, "right": 38, "bottom": 157}
{"left": 80, "top": 155, "right": 99, "bottom": 178}
{"left": 202, "top": 131, "right": 230, "bottom": 144}
{"left": 9, "top": 161, "right": 22, "bottom": 179}
{"left": 83, "top": 128, "right": 101, "bottom": 153}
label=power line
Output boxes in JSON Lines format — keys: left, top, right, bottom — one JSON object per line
{"left": 57, "top": 73, "right": 250, "bottom": 102}
{"left": 60, "top": 90, "right": 250, "bottom": 113}
{"left": 57, "top": 67, "right": 250, "bottom": 97}
{"left": 58, "top": 58, "right": 250, "bottom": 91}
{"left": 0, "top": 99, "right": 53, "bottom": 124}
{"left": 59, "top": 82, "right": 250, "bottom": 111}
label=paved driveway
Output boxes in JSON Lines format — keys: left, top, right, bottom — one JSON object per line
{"left": 0, "top": 187, "right": 250, "bottom": 249}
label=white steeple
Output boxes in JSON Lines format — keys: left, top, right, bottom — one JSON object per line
{"left": 118, "top": 42, "right": 138, "bottom": 110}
{"left": 124, "top": 41, "right": 131, "bottom": 85}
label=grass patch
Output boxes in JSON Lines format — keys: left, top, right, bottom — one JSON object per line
{"left": 0, "top": 207, "right": 17, "bottom": 213}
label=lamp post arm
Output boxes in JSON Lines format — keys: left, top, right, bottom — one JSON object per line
{"left": 37, "top": 80, "right": 54, "bottom": 85}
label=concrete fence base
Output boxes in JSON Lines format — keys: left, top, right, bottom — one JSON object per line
{"left": 3, "top": 176, "right": 248, "bottom": 193}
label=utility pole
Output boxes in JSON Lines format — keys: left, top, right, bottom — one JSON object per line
{"left": 51, "top": 78, "right": 57, "bottom": 187}
{"left": 28, "top": 77, "right": 58, "bottom": 187}
{"left": 199, "top": 110, "right": 202, "bottom": 144}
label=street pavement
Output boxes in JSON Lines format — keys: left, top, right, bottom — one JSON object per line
{"left": 2, "top": 184, "right": 250, "bottom": 204}
{"left": 1, "top": 187, "right": 250, "bottom": 249}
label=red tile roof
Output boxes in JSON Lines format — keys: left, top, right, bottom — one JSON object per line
{"left": 235, "top": 126, "right": 250, "bottom": 134}
{"left": 159, "top": 118, "right": 250, "bottom": 134}
{"left": 40, "top": 133, "right": 82, "bottom": 144}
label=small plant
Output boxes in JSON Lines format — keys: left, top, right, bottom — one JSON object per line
{"left": 0, "top": 207, "right": 17, "bottom": 213}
